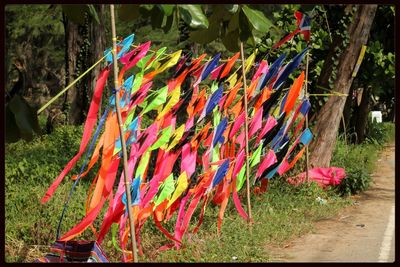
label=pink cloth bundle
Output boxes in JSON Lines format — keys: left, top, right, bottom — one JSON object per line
{"left": 287, "top": 167, "right": 346, "bottom": 188}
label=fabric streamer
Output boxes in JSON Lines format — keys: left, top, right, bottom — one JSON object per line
{"left": 40, "top": 24, "right": 322, "bottom": 261}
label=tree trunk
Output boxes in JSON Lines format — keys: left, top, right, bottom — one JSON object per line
{"left": 89, "top": 5, "right": 107, "bottom": 121}
{"left": 63, "top": 5, "right": 106, "bottom": 125}
{"left": 340, "top": 85, "right": 354, "bottom": 135}
{"left": 309, "top": 5, "right": 377, "bottom": 168}
{"left": 309, "top": 5, "right": 353, "bottom": 122}
{"left": 353, "top": 86, "right": 371, "bottom": 144}
{"left": 63, "top": 14, "right": 83, "bottom": 125}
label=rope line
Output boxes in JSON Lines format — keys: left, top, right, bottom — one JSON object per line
{"left": 37, "top": 52, "right": 110, "bottom": 115}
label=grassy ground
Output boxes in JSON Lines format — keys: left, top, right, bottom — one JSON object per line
{"left": 5, "top": 122, "right": 394, "bottom": 262}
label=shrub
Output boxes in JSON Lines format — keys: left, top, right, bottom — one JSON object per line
{"left": 331, "top": 138, "right": 379, "bottom": 196}
{"left": 334, "top": 122, "right": 394, "bottom": 196}
{"left": 365, "top": 121, "right": 395, "bottom": 145}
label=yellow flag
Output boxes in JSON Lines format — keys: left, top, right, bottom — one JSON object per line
{"left": 226, "top": 73, "right": 238, "bottom": 88}
{"left": 167, "top": 172, "right": 188, "bottom": 209}
{"left": 245, "top": 50, "right": 257, "bottom": 73}
{"left": 135, "top": 151, "right": 151, "bottom": 179}
{"left": 154, "top": 50, "right": 182, "bottom": 74}
{"left": 156, "top": 85, "right": 181, "bottom": 120}
{"left": 150, "top": 126, "right": 172, "bottom": 151}
{"left": 165, "top": 124, "right": 185, "bottom": 151}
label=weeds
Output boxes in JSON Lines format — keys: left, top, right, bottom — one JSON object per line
{"left": 332, "top": 122, "right": 394, "bottom": 196}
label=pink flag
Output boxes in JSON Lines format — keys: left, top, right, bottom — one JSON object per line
{"left": 181, "top": 144, "right": 197, "bottom": 178}
{"left": 236, "top": 130, "right": 246, "bottom": 148}
{"left": 256, "top": 115, "right": 277, "bottom": 145}
{"left": 210, "top": 64, "right": 224, "bottom": 80}
{"left": 120, "top": 41, "right": 151, "bottom": 71}
{"left": 256, "top": 150, "right": 277, "bottom": 178}
{"left": 140, "top": 152, "right": 179, "bottom": 208}
{"left": 185, "top": 116, "right": 194, "bottom": 131}
{"left": 229, "top": 112, "right": 245, "bottom": 139}
{"left": 249, "top": 107, "right": 263, "bottom": 137}
{"left": 252, "top": 60, "right": 269, "bottom": 83}
{"left": 137, "top": 122, "right": 159, "bottom": 156}
{"left": 232, "top": 149, "right": 245, "bottom": 179}
{"left": 131, "top": 82, "right": 153, "bottom": 106}
{"left": 218, "top": 94, "right": 227, "bottom": 110}
{"left": 41, "top": 68, "right": 110, "bottom": 204}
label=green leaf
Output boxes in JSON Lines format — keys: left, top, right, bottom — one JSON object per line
{"left": 118, "top": 4, "right": 140, "bottom": 21}
{"left": 224, "top": 4, "right": 239, "bottom": 14}
{"left": 239, "top": 10, "right": 252, "bottom": 42}
{"left": 62, "top": 5, "right": 87, "bottom": 25}
{"left": 151, "top": 6, "right": 164, "bottom": 29}
{"left": 241, "top": 5, "right": 273, "bottom": 33}
{"left": 162, "top": 15, "right": 175, "bottom": 33}
{"left": 7, "top": 95, "right": 41, "bottom": 142}
{"left": 228, "top": 11, "right": 239, "bottom": 32}
{"left": 222, "top": 29, "right": 240, "bottom": 52}
{"left": 178, "top": 5, "right": 209, "bottom": 29}
{"left": 142, "top": 4, "right": 154, "bottom": 11}
{"left": 189, "top": 20, "right": 220, "bottom": 44}
{"left": 87, "top": 5, "right": 100, "bottom": 24}
{"left": 210, "top": 4, "right": 233, "bottom": 22}
{"left": 5, "top": 105, "right": 20, "bottom": 143}
{"left": 160, "top": 4, "right": 175, "bottom": 16}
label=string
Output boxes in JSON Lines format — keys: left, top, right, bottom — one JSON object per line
{"left": 37, "top": 53, "right": 110, "bottom": 115}
{"left": 315, "top": 84, "right": 348, "bottom": 96}
{"left": 308, "top": 93, "right": 348, "bottom": 97}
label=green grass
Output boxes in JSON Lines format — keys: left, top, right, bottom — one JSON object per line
{"left": 5, "top": 126, "right": 98, "bottom": 262}
{"left": 332, "top": 122, "right": 395, "bottom": 196}
{"left": 5, "top": 123, "right": 394, "bottom": 262}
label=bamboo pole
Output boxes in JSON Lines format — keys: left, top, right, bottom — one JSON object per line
{"left": 305, "top": 50, "right": 310, "bottom": 183}
{"left": 109, "top": 5, "right": 138, "bottom": 262}
{"left": 239, "top": 42, "right": 253, "bottom": 223}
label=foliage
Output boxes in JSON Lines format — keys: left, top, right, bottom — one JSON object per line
{"left": 6, "top": 95, "right": 41, "bottom": 143}
{"left": 330, "top": 123, "right": 393, "bottom": 196}
{"left": 5, "top": 5, "right": 65, "bottom": 92}
{"left": 331, "top": 138, "right": 378, "bottom": 196}
{"left": 4, "top": 4, "right": 395, "bottom": 262}
{"left": 365, "top": 121, "right": 395, "bottom": 145}
{"left": 4, "top": 125, "right": 110, "bottom": 260}
{"left": 115, "top": 4, "right": 277, "bottom": 52}
{"left": 5, "top": 5, "right": 65, "bottom": 143}
{"left": 355, "top": 5, "right": 395, "bottom": 121}
{"left": 61, "top": 4, "right": 100, "bottom": 25}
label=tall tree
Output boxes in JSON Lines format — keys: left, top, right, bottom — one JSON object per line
{"left": 309, "top": 5, "right": 377, "bottom": 167}
{"left": 349, "top": 5, "right": 395, "bottom": 141}
{"left": 62, "top": 4, "right": 105, "bottom": 125}
{"left": 352, "top": 85, "right": 372, "bottom": 143}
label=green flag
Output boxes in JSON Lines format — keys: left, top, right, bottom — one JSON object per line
{"left": 150, "top": 126, "right": 172, "bottom": 151}
{"left": 250, "top": 140, "right": 263, "bottom": 168}
{"left": 140, "top": 85, "right": 168, "bottom": 115}
{"left": 153, "top": 173, "right": 175, "bottom": 207}
{"left": 135, "top": 151, "right": 151, "bottom": 179}
{"left": 236, "top": 165, "right": 246, "bottom": 192}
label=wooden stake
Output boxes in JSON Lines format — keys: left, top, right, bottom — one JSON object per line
{"left": 305, "top": 49, "right": 310, "bottom": 183}
{"left": 239, "top": 42, "right": 253, "bottom": 223}
{"left": 109, "top": 5, "right": 138, "bottom": 262}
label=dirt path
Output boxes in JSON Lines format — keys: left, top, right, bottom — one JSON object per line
{"left": 268, "top": 144, "right": 395, "bottom": 262}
